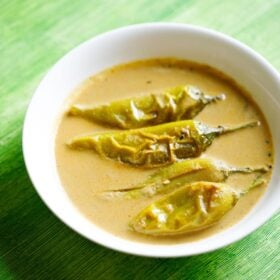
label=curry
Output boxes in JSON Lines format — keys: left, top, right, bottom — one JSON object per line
{"left": 55, "top": 58, "right": 273, "bottom": 244}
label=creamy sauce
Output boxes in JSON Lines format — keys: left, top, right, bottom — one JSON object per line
{"left": 55, "top": 59, "right": 273, "bottom": 244}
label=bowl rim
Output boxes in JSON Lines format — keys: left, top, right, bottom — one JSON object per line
{"left": 22, "top": 22, "right": 280, "bottom": 258}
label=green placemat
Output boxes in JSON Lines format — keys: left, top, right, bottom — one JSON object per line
{"left": 1, "top": 1, "right": 279, "bottom": 279}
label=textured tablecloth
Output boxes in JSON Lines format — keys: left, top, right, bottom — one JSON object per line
{"left": 1, "top": 0, "right": 280, "bottom": 279}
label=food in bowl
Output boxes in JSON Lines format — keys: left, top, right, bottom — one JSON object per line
{"left": 55, "top": 58, "right": 273, "bottom": 244}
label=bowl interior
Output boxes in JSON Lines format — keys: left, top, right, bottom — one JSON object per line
{"left": 23, "top": 23, "right": 280, "bottom": 257}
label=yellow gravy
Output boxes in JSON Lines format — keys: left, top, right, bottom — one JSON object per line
{"left": 55, "top": 59, "right": 273, "bottom": 244}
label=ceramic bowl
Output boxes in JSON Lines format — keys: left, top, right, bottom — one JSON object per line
{"left": 23, "top": 23, "right": 280, "bottom": 257}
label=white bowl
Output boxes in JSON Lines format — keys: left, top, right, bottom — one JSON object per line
{"left": 23, "top": 23, "right": 280, "bottom": 257}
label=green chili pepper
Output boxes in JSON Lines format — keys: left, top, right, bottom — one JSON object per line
{"left": 100, "top": 158, "right": 269, "bottom": 199}
{"left": 69, "top": 86, "right": 225, "bottom": 129}
{"left": 68, "top": 120, "right": 260, "bottom": 168}
{"left": 129, "top": 179, "right": 265, "bottom": 235}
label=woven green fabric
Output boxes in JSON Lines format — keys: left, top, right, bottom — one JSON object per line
{"left": 1, "top": 0, "right": 279, "bottom": 279}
